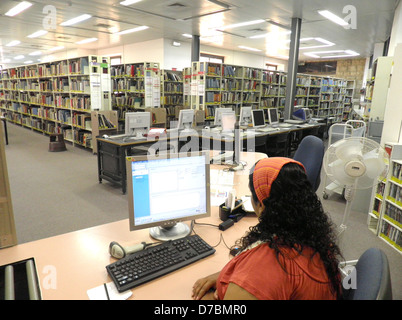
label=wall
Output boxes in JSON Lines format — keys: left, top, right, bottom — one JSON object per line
{"left": 335, "top": 58, "right": 367, "bottom": 100}
{"left": 388, "top": 0, "right": 402, "bottom": 57}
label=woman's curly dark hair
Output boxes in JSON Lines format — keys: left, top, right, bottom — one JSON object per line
{"left": 237, "top": 162, "right": 343, "bottom": 299}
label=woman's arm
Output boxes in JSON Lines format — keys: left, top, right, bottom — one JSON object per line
{"left": 192, "top": 272, "right": 220, "bottom": 300}
{"left": 223, "top": 282, "right": 258, "bottom": 300}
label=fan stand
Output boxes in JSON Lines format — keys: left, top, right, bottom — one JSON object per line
{"left": 337, "top": 181, "right": 359, "bottom": 278}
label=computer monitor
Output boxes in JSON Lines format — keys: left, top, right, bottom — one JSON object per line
{"left": 303, "top": 108, "right": 312, "bottom": 120}
{"left": 239, "top": 107, "right": 252, "bottom": 126}
{"left": 221, "top": 111, "right": 236, "bottom": 132}
{"left": 125, "top": 112, "right": 151, "bottom": 137}
{"left": 177, "top": 109, "right": 194, "bottom": 130}
{"left": 251, "top": 109, "right": 266, "bottom": 128}
{"left": 214, "top": 108, "right": 233, "bottom": 126}
{"left": 127, "top": 152, "right": 211, "bottom": 241}
{"left": 268, "top": 108, "right": 279, "bottom": 125}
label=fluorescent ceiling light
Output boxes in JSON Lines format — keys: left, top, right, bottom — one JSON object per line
{"left": 5, "top": 1, "right": 32, "bottom": 17}
{"left": 27, "top": 30, "right": 48, "bottom": 38}
{"left": 60, "top": 14, "right": 92, "bottom": 26}
{"left": 219, "top": 19, "right": 265, "bottom": 30}
{"left": 114, "top": 25, "right": 148, "bottom": 35}
{"left": 182, "top": 33, "right": 193, "bottom": 38}
{"left": 49, "top": 46, "right": 65, "bottom": 52}
{"left": 76, "top": 38, "right": 98, "bottom": 44}
{"left": 249, "top": 30, "right": 291, "bottom": 39}
{"left": 24, "top": 60, "right": 33, "bottom": 64}
{"left": 29, "top": 51, "right": 42, "bottom": 56}
{"left": 1, "top": 59, "right": 11, "bottom": 63}
{"left": 6, "top": 40, "right": 21, "bottom": 47}
{"left": 318, "top": 10, "right": 348, "bottom": 26}
{"left": 304, "top": 49, "right": 359, "bottom": 59}
{"left": 14, "top": 55, "right": 25, "bottom": 60}
{"left": 120, "top": 0, "right": 142, "bottom": 5}
{"left": 238, "top": 45, "right": 261, "bottom": 52}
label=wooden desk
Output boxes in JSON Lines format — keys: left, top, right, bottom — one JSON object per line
{"left": 0, "top": 152, "right": 266, "bottom": 300}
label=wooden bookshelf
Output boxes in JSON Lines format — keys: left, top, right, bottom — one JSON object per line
{"left": 0, "top": 124, "right": 17, "bottom": 248}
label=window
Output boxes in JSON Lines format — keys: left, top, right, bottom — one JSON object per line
{"left": 266, "top": 63, "right": 277, "bottom": 71}
{"left": 110, "top": 55, "right": 122, "bottom": 66}
{"left": 200, "top": 53, "right": 224, "bottom": 64}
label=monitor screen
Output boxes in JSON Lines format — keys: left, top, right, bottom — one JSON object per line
{"left": 268, "top": 108, "right": 279, "bottom": 124}
{"left": 125, "top": 112, "right": 151, "bottom": 136}
{"left": 178, "top": 109, "right": 194, "bottom": 129}
{"left": 239, "top": 107, "right": 252, "bottom": 125}
{"left": 252, "top": 110, "right": 265, "bottom": 127}
{"left": 221, "top": 111, "right": 236, "bottom": 132}
{"left": 127, "top": 152, "right": 210, "bottom": 241}
{"left": 214, "top": 108, "right": 233, "bottom": 126}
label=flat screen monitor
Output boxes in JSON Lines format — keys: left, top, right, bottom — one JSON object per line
{"left": 178, "top": 109, "right": 194, "bottom": 130}
{"left": 239, "top": 107, "right": 252, "bottom": 126}
{"left": 214, "top": 108, "right": 233, "bottom": 126}
{"left": 127, "top": 152, "right": 211, "bottom": 241}
{"left": 268, "top": 108, "right": 279, "bottom": 125}
{"left": 251, "top": 109, "right": 266, "bottom": 128}
{"left": 125, "top": 112, "right": 151, "bottom": 137}
{"left": 221, "top": 111, "right": 236, "bottom": 132}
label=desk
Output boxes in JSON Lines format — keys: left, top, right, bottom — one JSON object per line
{"left": 0, "top": 152, "right": 266, "bottom": 300}
{"left": 97, "top": 132, "right": 181, "bottom": 193}
{"left": 1, "top": 116, "right": 8, "bottom": 145}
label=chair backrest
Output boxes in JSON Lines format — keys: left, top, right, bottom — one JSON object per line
{"left": 344, "top": 248, "right": 392, "bottom": 300}
{"left": 293, "top": 135, "right": 324, "bottom": 192}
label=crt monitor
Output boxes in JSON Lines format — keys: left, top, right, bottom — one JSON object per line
{"left": 125, "top": 112, "right": 151, "bottom": 137}
{"left": 178, "top": 109, "right": 194, "bottom": 130}
{"left": 268, "top": 108, "right": 279, "bottom": 125}
{"left": 126, "top": 152, "right": 211, "bottom": 241}
{"left": 251, "top": 109, "right": 266, "bottom": 128}
{"left": 221, "top": 111, "right": 236, "bottom": 132}
{"left": 239, "top": 106, "right": 252, "bottom": 126}
{"left": 214, "top": 108, "right": 233, "bottom": 126}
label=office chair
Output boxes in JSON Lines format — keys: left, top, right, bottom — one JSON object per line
{"left": 343, "top": 248, "right": 392, "bottom": 300}
{"left": 265, "top": 132, "right": 290, "bottom": 157}
{"left": 293, "top": 135, "right": 324, "bottom": 192}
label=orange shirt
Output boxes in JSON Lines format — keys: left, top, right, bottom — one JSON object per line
{"left": 217, "top": 242, "right": 337, "bottom": 300}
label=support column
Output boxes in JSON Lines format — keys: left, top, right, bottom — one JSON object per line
{"left": 191, "top": 35, "right": 200, "bottom": 62}
{"left": 284, "top": 17, "right": 302, "bottom": 120}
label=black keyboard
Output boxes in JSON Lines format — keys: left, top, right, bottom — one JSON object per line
{"left": 106, "top": 234, "right": 215, "bottom": 292}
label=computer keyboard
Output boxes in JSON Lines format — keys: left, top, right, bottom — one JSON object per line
{"left": 106, "top": 234, "right": 215, "bottom": 292}
{"left": 256, "top": 127, "right": 279, "bottom": 132}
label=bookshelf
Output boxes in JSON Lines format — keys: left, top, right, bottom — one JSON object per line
{"left": 161, "top": 69, "right": 183, "bottom": 125}
{"left": 111, "top": 62, "right": 160, "bottom": 122}
{"left": 0, "top": 56, "right": 112, "bottom": 152}
{"left": 342, "top": 80, "right": 355, "bottom": 121}
{"left": 91, "top": 110, "right": 118, "bottom": 154}
{"left": 367, "top": 142, "right": 402, "bottom": 254}
{"left": 0, "top": 124, "right": 17, "bottom": 248}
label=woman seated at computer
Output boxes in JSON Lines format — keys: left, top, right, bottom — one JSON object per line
{"left": 192, "top": 157, "right": 343, "bottom": 300}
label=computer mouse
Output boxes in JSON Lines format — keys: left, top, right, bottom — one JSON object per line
{"left": 102, "top": 134, "right": 109, "bottom": 138}
{"left": 204, "top": 126, "right": 210, "bottom": 130}
{"left": 229, "top": 247, "right": 241, "bottom": 257}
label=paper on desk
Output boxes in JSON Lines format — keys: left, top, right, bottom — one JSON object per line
{"left": 241, "top": 196, "right": 254, "bottom": 213}
{"left": 87, "top": 282, "right": 132, "bottom": 300}
{"left": 210, "top": 169, "right": 234, "bottom": 206}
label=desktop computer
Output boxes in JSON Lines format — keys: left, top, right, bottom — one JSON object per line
{"left": 106, "top": 152, "right": 215, "bottom": 292}
{"left": 127, "top": 152, "right": 211, "bottom": 241}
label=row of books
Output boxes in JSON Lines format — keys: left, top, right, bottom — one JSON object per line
{"left": 380, "top": 221, "right": 402, "bottom": 248}
{"left": 163, "top": 71, "right": 182, "bottom": 82}
{"left": 111, "top": 64, "right": 144, "bottom": 78}
{"left": 163, "top": 82, "right": 182, "bottom": 93}
{"left": 205, "top": 78, "right": 220, "bottom": 89}
{"left": 384, "top": 202, "right": 402, "bottom": 225}
{"left": 392, "top": 162, "right": 402, "bottom": 183}
{"left": 388, "top": 182, "right": 402, "bottom": 204}
{"left": 243, "top": 80, "right": 260, "bottom": 91}
{"left": 244, "top": 67, "right": 262, "bottom": 80}
{"left": 70, "top": 79, "right": 90, "bottom": 92}
{"left": 73, "top": 113, "right": 91, "bottom": 129}
{"left": 161, "top": 95, "right": 183, "bottom": 105}
{"left": 262, "top": 72, "right": 287, "bottom": 84}
{"left": 112, "top": 95, "right": 144, "bottom": 108}
{"left": 261, "top": 86, "right": 286, "bottom": 96}
{"left": 222, "top": 78, "right": 241, "bottom": 91}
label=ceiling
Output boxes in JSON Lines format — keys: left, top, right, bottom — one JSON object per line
{"left": 0, "top": 0, "right": 399, "bottom": 66}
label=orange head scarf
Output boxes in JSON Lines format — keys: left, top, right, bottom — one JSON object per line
{"left": 252, "top": 157, "right": 306, "bottom": 203}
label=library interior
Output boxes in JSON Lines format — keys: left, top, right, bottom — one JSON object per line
{"left": 0, "top": 0, "right": 401, "bottom": 301}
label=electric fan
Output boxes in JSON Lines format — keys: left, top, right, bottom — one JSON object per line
{"left": 323, "top": 137, "right": 389, "bottom": 239}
